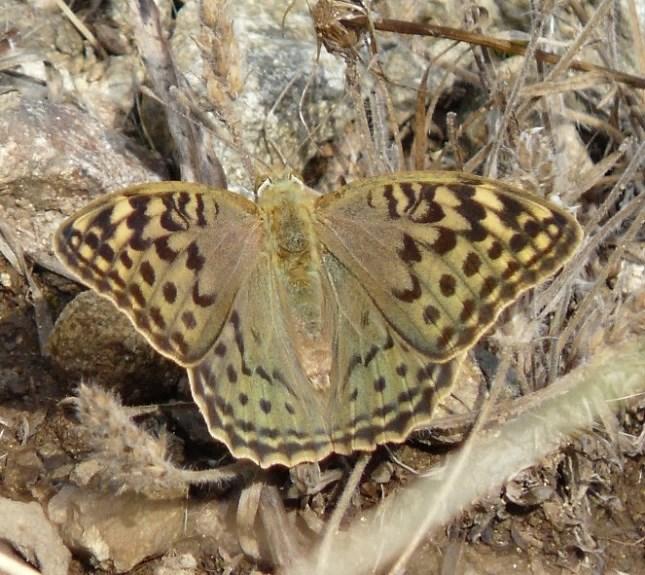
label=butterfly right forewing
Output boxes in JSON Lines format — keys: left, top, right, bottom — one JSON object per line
{"left": 315, "top": 171, "right": 582, "bottom": 363}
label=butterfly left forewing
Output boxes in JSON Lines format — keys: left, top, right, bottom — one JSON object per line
{"left": 315, "top": 171, "right": 582, "bottom": 362}
{"left": 54, "top": 182, "right": 263, "bottom": 365}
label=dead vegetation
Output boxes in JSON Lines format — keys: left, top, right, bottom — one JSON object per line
{"left": 0, "top": 0, "right": 644, "bottom": 574}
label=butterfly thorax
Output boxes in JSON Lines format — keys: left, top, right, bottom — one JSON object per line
{"left": 258, "top": 180, "right": 332, "bottom": 391}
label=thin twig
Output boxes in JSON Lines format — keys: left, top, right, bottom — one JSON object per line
{"left": 315, "top": 454, "right": 370, "bottom": 573}
{"left": 340, "top": 15, "right": 645, "bottom": 89}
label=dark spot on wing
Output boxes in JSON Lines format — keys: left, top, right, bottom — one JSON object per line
{"left": 392, "top": 272, "right": 422, "bottom": 302}
{"left": 439, "top": 274, "right": 456, "bottom": 297}
{"left": 509, "top": 233, "right": 528, "bottom": 252}
{"left": 192, "top": 282, "right": 216, "bottom": 307}
{"left": 154, "top": 236, "right": 177, "bottom": 261}
{"left": 98, "top": 243, "right": 115, "bottom": 263}
{"left": 432, "top": 227, "right": 457, "bottom": 255}
{"left": 463, "top": 252, "right": 482, "bottom": 277}
{"left": 480, "top": 276, "right": 498, "bottom": 299}
{"left": 163, "top": 282, "right": 177, "bottom": 304}
{"left": 182, "top": 310, "right": 197, "bottom": 329}
{"left": 186, "top": 241, "right": 205, "bottom": 272}
{"left": 398, "top": 233, "right": 422, "bottom": 263}
{"left": 149, "top": 306, "right": 165, "bottom": 329}
{"left": 129, "top": 283, "right": 145, "bottom": 307}
{"left": 374, "top": 377, "right": 386, "bottom": 392}
{"left": 460, "top": 299, "right": 476, "bottom": 322}
{"left": 423, "top": 304, "right": 440, "bottom": 325}
{"left": 488, "top": 241, "right": 503, "bottom": 260}
{"left": 119, "top": 251, "right": 133, "bottom": 269}
{"left": 140, "top": 260, "right": 155, "bottom": 285}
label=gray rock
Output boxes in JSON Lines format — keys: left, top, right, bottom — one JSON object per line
{"left": 0, "top": 496, "right": 71, "bottom": 575}
{"left": 47, "top": 291, "right": 182, "bottom": 399}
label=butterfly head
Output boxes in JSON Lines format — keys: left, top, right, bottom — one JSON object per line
{"left": 256, "top": 172, "right": 317, "bottom": 210}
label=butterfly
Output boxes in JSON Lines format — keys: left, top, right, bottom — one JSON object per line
{"left": 53, "top": 171, "right": 582, "bottom": 468}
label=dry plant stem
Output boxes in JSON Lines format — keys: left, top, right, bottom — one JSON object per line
{"left": 544, "top": 0, "right": 612, "bottom": 83}
{"left": 520, "top": 71, "right": 614, "bottom": 98}
{"left": 537, "top": 140, "right": 645, "bottom": 313}
{"left": 576, "top": 149, "right": 644, "bottom": 231}
{"left": 76, "top": 384, "right": 252, "bottom": 493}
{"left": 298, "top": 64, "right": 315, "bottom": 143}
{"left": 362, "top": 14, "right": 404, "bottom": 170}
{"left": 129, "top": 0, "right": 226, "bottom": 187}
{"left": 555, "top": 195, "right": 644, "bottom": 362}
{"left": 315, "top": 454, "right": 370, "bottom": 572}
{"left": 464, "top": 7, "right": 496, "bottom": 94}
{"left": 517, "top": 0, "right": 614, "bottom": 123}
{"left": 346, "top": 62, "right": 379, "bottom": 175}
{"left": 569, "top": 0, "right": 619, "bottom": 73}
{"left": 199, "top": 1, "right": 255, "bottom": 183}
{"left": 573, "top": 141, "right": 631, "bottom": 201}
{"left": 388, "top": 351, "right": 512, "bottom": 575}
{"left": 0, "top": 219, "right": 53, "bottom": 354}
{"left": 177, "top": 462, "right": 256, "bottom": 485}
{"left": 544, "top": 186, "right": 643, "bottom": 323}
{"left": 0, "top": 545, "right": 41, "bottom": 575}
{"left": 545, "top": 282, "right": 574, "bottom": 384}
{"left": 446, "top": 112, "right": 463, "bottom": 169}
{"left": 484, "top": 4, "right": 549, "bottom": 178}
{"left": 237, "top": 478, "right": 263, "bottom": 561}
{"left": 415, "top": 45, "right": 471, "bottom": 170}
{"left": 291, "top": 339, "right": 645, "bottom": 575}
{"left": 462, "top": 141, "right": 493, "bottom": 174}
{"left": 626, "top": 0, "right": 645, "bottom": 74}
{"left": 413, "top": 65, "right": 431, "bottom": 170}
{"left": 260, "top": 483, "right": 306, "bottom": 568}
{"left": 201, "top": 91, "right": 255, "bottom": 186}
{"left": 261, "top": 71, "right": 304, "bottom": 167}
{"left": 53, "top": 0, "right": 102, "bottom": 57}
{"left": 340, "top": 16, "right": 645, "bottom": 90}
{"left": 171, "top": 87, "right": 266, "bottom": 176}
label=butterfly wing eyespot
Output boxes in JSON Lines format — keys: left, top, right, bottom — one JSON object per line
{"left": 53, "top": 182, "right": 263, "bottom": 366}
{"left": 315, "top": 171, "right": 583, "bottom": 362}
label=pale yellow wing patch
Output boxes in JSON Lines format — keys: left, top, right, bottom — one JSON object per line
{"left": 315, "top": 171, "right": 582, "bottom": 362}
{"left": 54, "top": 182, "right": 263, "bottom": 365}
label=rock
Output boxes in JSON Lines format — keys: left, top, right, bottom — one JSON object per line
{"left": 47, "top": 291, "right": 183, "bottom": 400}
{"left": 0, "top": 96, "right": 167, "bottom": 273}
{"left": 0, "top": 497, "right": 71, "bottom": 575}
{"left": 48, "top": 486, "right": 186, "bottom": 572}
{"left": 48, "top": 486, "right": 236, "bottom": 573}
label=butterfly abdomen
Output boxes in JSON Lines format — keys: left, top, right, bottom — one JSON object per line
{"left": 259, "top": 179, "right": 333, "bottom": 390}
